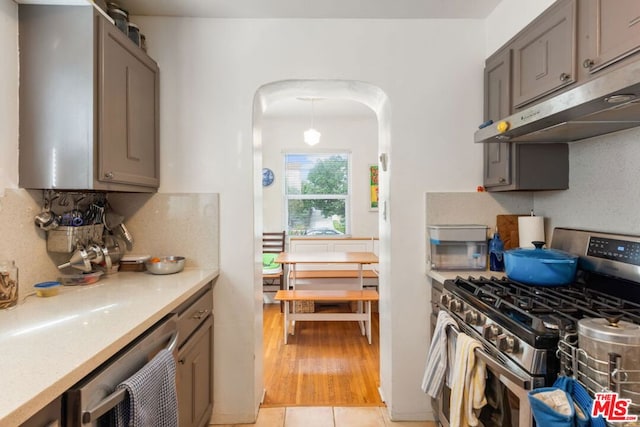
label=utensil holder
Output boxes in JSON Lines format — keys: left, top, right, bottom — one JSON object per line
{"left": 47, "top": 224, "right": 105, "bottom": 253}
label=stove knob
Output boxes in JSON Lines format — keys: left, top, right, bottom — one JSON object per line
{"left": 483, "top": 324, "right": 502, "bottom": 341}
{"left": 497, "top": 334, "right": 519, "bottom": 353}
{"left": 464, "top": 310, "right": 484, "bottom": 325}
{"left": 440, "top": 294, "right": 451, "bottom": 307}
{"left": 448, "top": 299, "right": 463, "bottom": 313}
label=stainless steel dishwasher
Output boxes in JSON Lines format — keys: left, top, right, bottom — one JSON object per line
{"left": 63, "top": 314, "right": 178, "bottom": 427}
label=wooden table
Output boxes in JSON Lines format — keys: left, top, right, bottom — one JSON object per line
{"left": 274, "top": 251, "right": 379, "bottom": 290}
{"left": 274, "top": 251, "right": 379, "bottom": 341}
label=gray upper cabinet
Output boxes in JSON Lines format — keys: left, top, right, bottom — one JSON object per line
{"left": 512, "top": 0, "right": 577, "bottom": 109}
{"left": 580, "top": 0, "right": 640, "bottom": 76}
{"left": 99, "top": 19, "right": 160, "bottom": 188}
{"left": 482, "top": 27, "right": 569, "bottom": 192}
{"left": 483, "top": 49, "right": 512, "bottom": 188}
{"left": 19, "top": 5, "right": 159, "bottom": 192}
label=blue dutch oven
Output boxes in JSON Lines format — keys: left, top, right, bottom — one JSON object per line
{"left": 504, "top": 241, "right": 578, "bottom": 286}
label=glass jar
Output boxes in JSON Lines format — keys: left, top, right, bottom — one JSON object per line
{"left": 0, "top": 260, "right": 18, "bottom": 309}
{"left": 127, "top": 22, "right": 141, "bottom": 47}
{"left": 107, "top": 7, "right": 129, "bottom": 35}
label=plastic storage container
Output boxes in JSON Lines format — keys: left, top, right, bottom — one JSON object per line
{"left": 428, "top": 225, "right": 488, "bottom": 270}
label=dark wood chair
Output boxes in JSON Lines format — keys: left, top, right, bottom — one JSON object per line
{"left": 263, "top": 231, "right": 286, "bottom": 309}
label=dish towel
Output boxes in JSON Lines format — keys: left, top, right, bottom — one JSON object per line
{"left": 422, "top": 310, "right": 457, "bottom": 398}
{"left": 449, "top": 332, "right": 487, "bottom": 427}
{"left": 114, "top": 349, "right": 178, "bottom": 427}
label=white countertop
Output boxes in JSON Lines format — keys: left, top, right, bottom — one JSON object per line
{"left": 0, "top": 268, "right": 219, "bottom": 425}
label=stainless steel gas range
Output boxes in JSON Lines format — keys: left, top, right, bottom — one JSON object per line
{"left": 430, "top": 228, "right": 640, "bottom": 427}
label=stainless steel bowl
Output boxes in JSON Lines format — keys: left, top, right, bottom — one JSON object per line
{"left": 144, "top": 256, "right": 185, "bottom": 275}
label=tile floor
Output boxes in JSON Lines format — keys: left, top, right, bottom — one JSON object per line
{"left": 219, "top": 406, "right": 437, "bottom": 427}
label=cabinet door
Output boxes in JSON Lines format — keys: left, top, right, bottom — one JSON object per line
{"left": 99, "top": 18, "right": 159, "bottom": 188}
{"left": 19, "top": 396, "right": 61, "bottom": 427}
{"left": 512, "top": 0, "right": 577, "bottom": 108}
{"left": 177, "top": 316, "right": 213, "bottom": 427}
{"left": 582, "top": 0, "right": 640, "bottom": 74}
{"left": 483, "top": 50, "right": 511, "bottom": 188}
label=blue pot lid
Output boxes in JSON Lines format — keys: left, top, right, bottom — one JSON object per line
{"left": 506, "top": 247, "right": 577, "bottom": 261}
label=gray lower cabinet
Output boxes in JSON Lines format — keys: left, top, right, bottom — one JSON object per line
{"left": 176, "top": 285, "right": 214, "bottom": 427}
{"left": 19, "top": 396, "right": 61, "bottom": 427}
{"left": 511, "top": 0, "right": 577, "bottom": 109}
{"left": 18, "top": 5, "right": 159, "bottom": 192}
{"left": 580, "top": 0, "right": 640, "bottom": 76}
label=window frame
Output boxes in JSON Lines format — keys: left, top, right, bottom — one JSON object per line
{"left": 282, "top": 150, "right": 352, "bottom": 237}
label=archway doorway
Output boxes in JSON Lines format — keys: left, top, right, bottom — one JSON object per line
{"left": 253, "top": 79, "right": 391, "bottom": 406}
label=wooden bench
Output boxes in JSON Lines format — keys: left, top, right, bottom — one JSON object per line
{"left": 274, "top": 289, "right": 379, "bottom": 344}
{"left": 288, "top": 269, "right": 378, "bottom": 280}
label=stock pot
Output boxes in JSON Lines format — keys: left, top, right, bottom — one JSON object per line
{"left": 504, "top": 241, "right": 577, "bottom": 286}
{"left": 578, "top": 316, "right": 640, "bottom": 398}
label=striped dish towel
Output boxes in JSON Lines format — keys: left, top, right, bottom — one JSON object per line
{"left": 449, "top": 332, "right": 487, "bottom": 427}
{"left": 114, "top": 349, "right": 178, "bottom": 427}
{"left": 422, "top": 310, "right": 457, "bottom": 398}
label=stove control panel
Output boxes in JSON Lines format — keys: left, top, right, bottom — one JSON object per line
{"left": 588, "top": 236, "right": 640, "bottom": 266}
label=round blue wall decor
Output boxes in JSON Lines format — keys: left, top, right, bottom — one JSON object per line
{"left": 262, "top": 168, "right": 275, "bottom": 187}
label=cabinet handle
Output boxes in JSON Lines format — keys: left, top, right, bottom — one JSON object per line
{"left": 178, "top": 358, "right": 185, "bottom": 365}
{"left": 104, "top": 172, "right": 114, "bottom": 180}
{"left": 583, "top": 59, "right": 594, "bottom": 69}
{"left": 499, "top": 177, "right": 506, "bottom": 183}
{"left": 192, "top": 309, "right": 208, "bottom": 320}
{"left": 559, "top": 72, "right": 571, "bottom": 82}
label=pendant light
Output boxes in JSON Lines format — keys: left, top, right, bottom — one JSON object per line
{"left": 304, "top": 98, "right": 321, "bottom": 146}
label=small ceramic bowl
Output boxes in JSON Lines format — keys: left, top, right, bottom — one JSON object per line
{"left": 34, "top": 281, "right": 61, "bottom": 297}
{"left": 144, "top": 256, "right": 186, "bottom": 275}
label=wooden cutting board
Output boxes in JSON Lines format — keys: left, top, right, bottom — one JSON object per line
{"left": 497, "top": 214, "right": 521, "bottom": 250}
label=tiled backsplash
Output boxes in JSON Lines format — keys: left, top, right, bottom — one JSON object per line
{"left": 0, "top": 189, "right": 219, "bottom": 305}
{"left": 425, "top": 192, "right": 535, "bottom": 235}
{"left": 109, "top": 192, "right": 220, "bottom": 268}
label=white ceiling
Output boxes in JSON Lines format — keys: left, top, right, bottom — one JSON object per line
{"left": 117, "top": 0, "right": 502, "bottom": 19}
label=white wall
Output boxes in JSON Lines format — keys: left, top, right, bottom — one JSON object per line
{"left": 136, "top": 16, "right": 488, "bottom": 422}
{"left": 484, "top": 0, "right": 555, "bottom": 56}
{"left": 262, "top": 112, "right": 379, "bottom": 237}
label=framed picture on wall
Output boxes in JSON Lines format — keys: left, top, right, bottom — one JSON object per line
{"left": 369, "top": 164, "right": 379, "bottom": 211}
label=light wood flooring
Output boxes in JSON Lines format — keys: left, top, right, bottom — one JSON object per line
{"left": 262, "top": 302, "right": 383, "bottom": 407}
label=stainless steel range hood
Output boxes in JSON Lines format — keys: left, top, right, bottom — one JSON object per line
{"left": 475, "top": 58, "right": 640, "bottom": 144}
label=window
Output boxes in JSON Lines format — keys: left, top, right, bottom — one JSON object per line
{"left": 284, "top": 152, "right": 350, "bottom": 236}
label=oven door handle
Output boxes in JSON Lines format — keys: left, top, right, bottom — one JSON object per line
{"left": 474, "top": 348, "right": 531, "bottom": 389}
{"left": 81, "top": 330, "right": 179, "bottom": 423}
{"left": 444, "top": 323, "right": 532, "bottom": 389}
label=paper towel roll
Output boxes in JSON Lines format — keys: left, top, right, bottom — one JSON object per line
{"left": 518, "top": 216, "right": 545, "bottom": 248}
